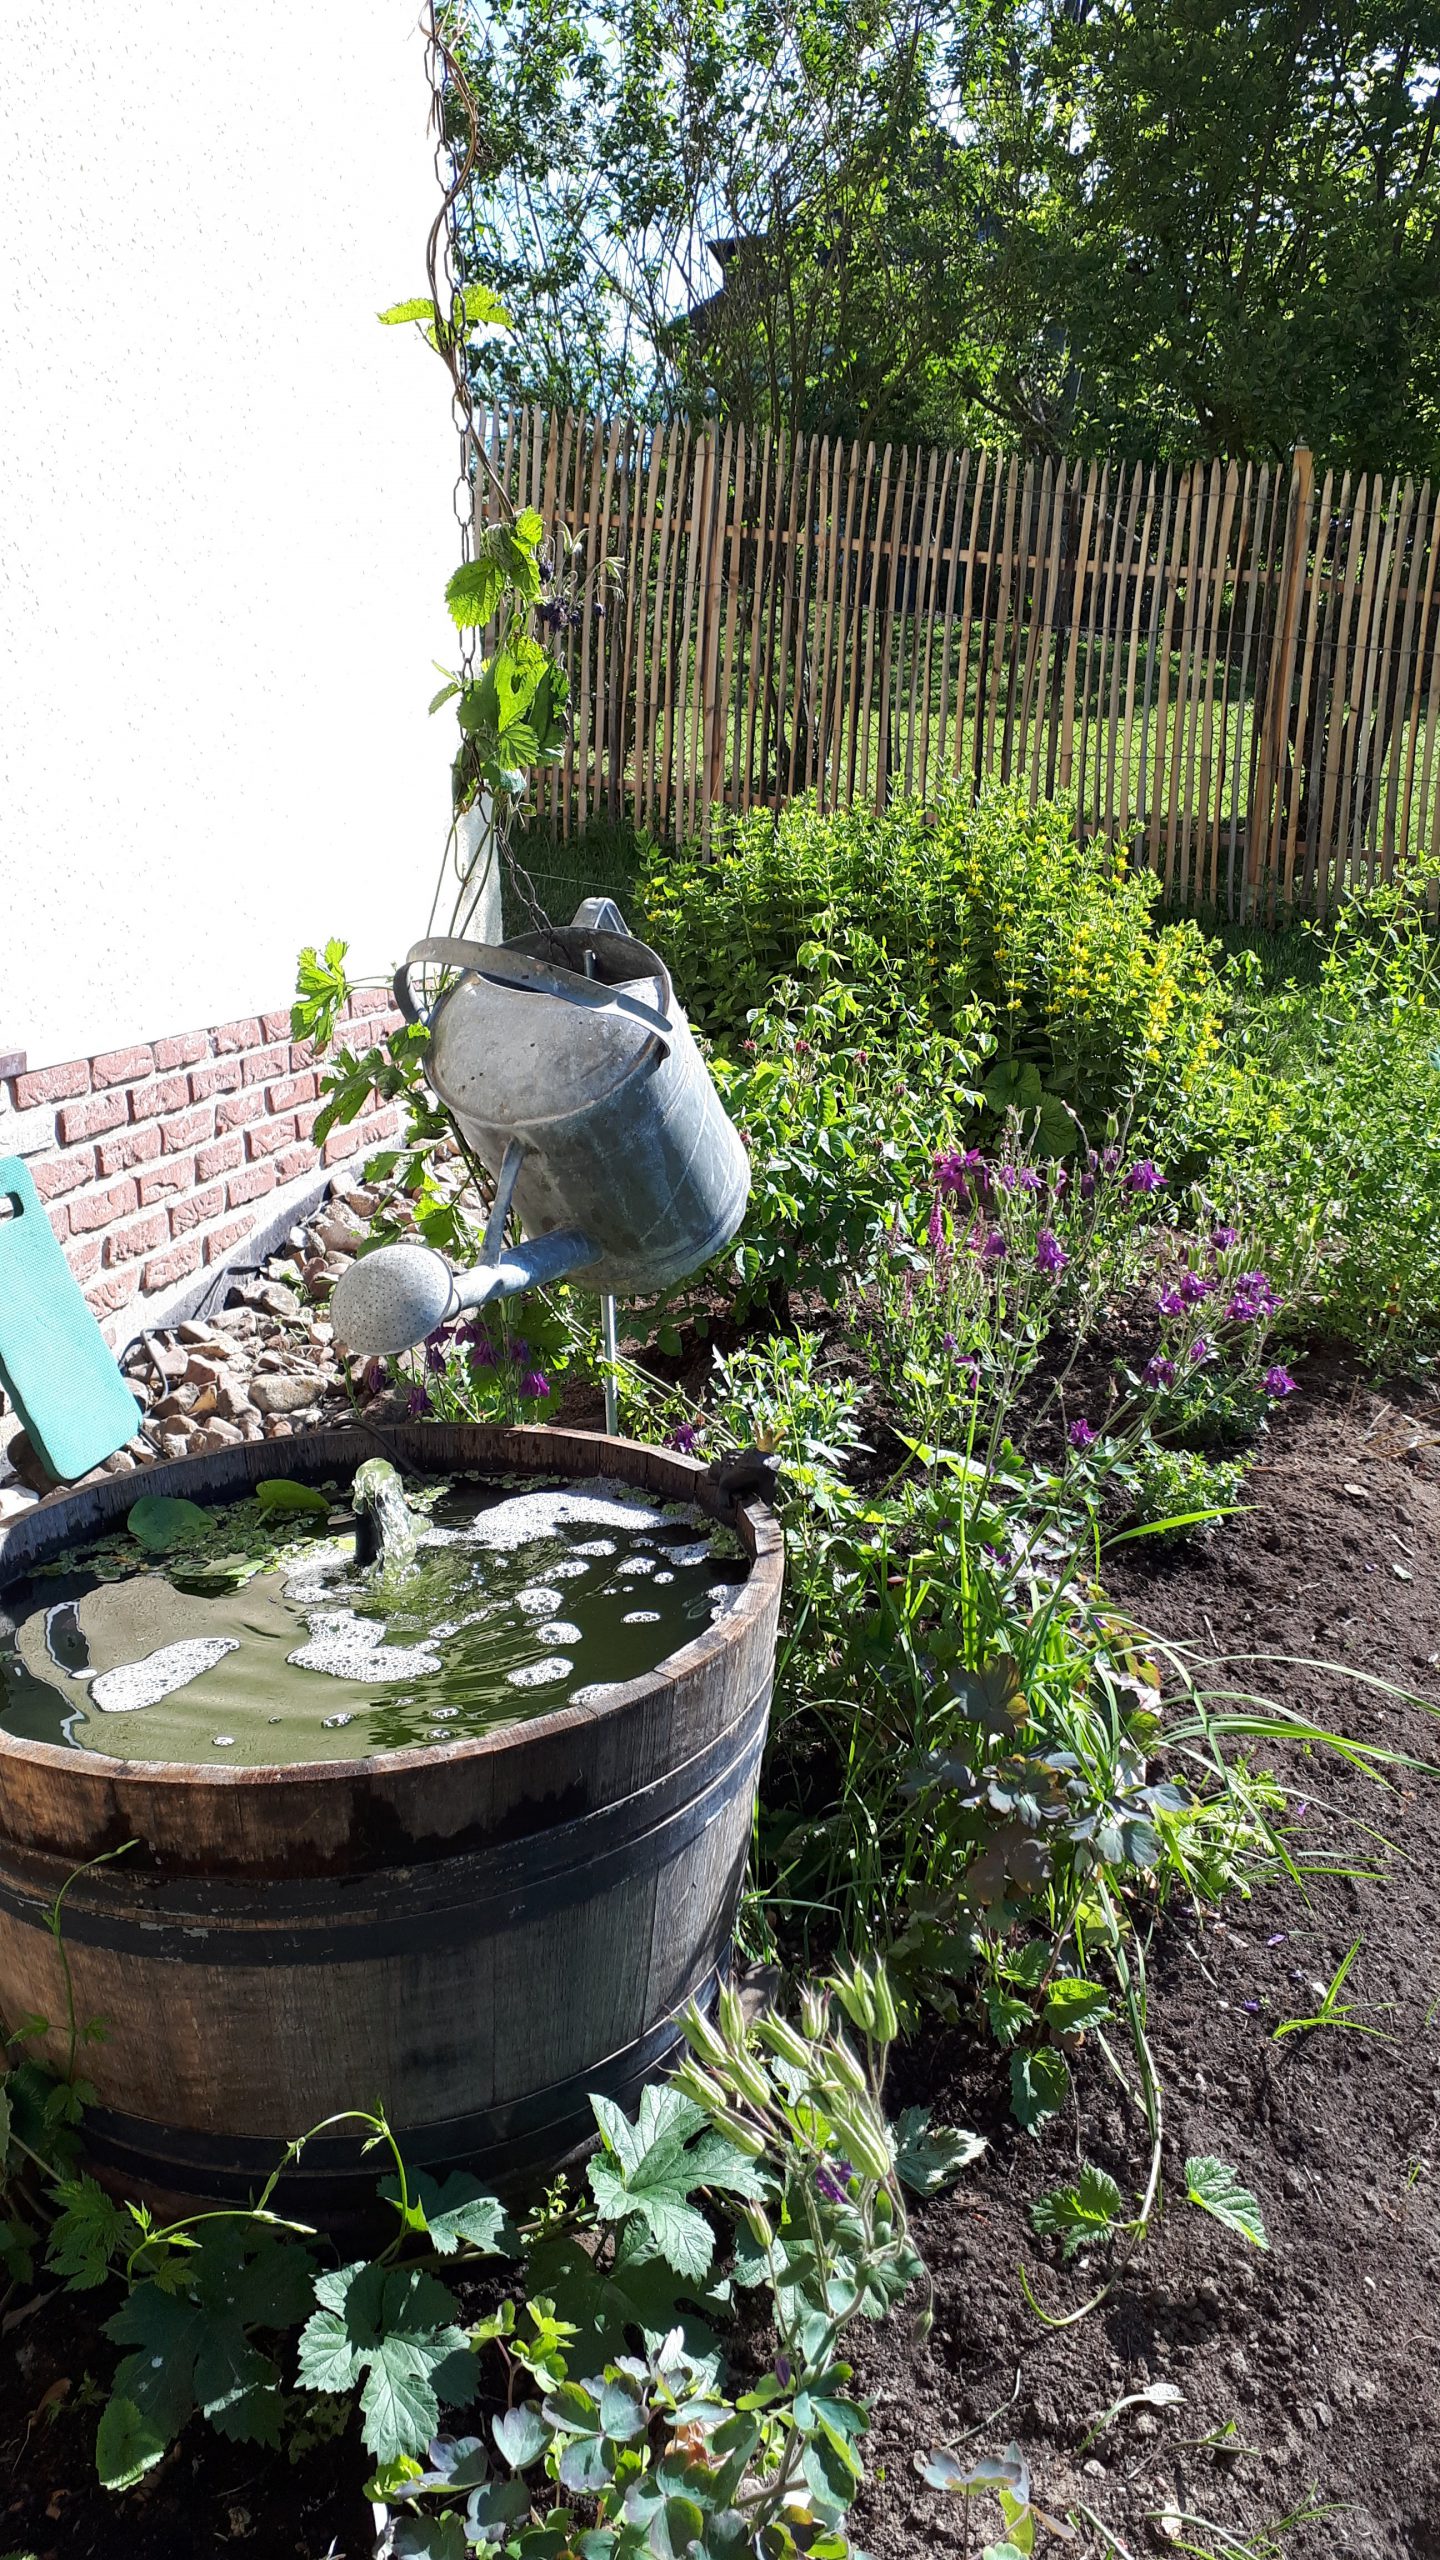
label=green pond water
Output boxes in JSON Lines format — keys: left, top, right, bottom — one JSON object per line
{"left": 0, "top": 1476, "right": 737, "bottom": 1767}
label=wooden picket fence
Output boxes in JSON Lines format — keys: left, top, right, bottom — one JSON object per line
{"left": 478, "top": 407, "right": 1440, "bottom": 915}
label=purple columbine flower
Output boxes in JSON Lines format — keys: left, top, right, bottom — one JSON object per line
{"left": 1035, "top": 1227, "right": 1068, "bottom": 1276}
{"left": 405, "top": 1384, "right": 431, "bottom": 1417}
{"left": 1068, "top": 1416, "right": 1096, "bottom": 1450}
{"left": 469, "top": 1335, "right": 497, "bottom": 1370}
{"left": 1156, "top": 1286, "right": 1186, "bottom": 1317}
{"left": 425, "top": 1339, "right": 448, "bottom": 1374}
{"left": 1188, "top": 1335, "right": 1213, "bottom": 1366}
{"left": 774, "top": 2355, "right": 794, "bottom": 2388}
{"left": 1125, "top": 1159, "right": 1166, "bottom": 1194}
{"left": 1263, "top": 1364, "right": 1298, "bottom": 1399}
{"left": 981, "top": 1228, "right": 1008, "bottom": 1263}
{"left": 933, "top": 1147, "right": 966, "bottom": 1195}
{"left": 1016, "top": 1168, "right": 1044, "bottom": 1195}
{"left": 998, "top": 1164, "right": 1019, "bottom": 1193}
{"left": 1143, "top": 1354, "right": 1176, "bottom": 1389}
{"left": 517, "top": 1370, "right": 550, "bottom": 1402}
{"left": 1051, "top": 1166, "right": 1070, "bottom": 1195}
{"left": 1180, "top": 1269, "right": 1213, "bottom": 1305}
{"left": 362, "top": 1359, "right": 386, "bottom": 1396}
{"left": 1079, "top": 1167, "right": 1096, "bottom": 1198}
{"left": 1101, "top": 1146, "right": 1121, "bottom": 1172}
{"left": 1210, "top": 1225, "right": 1240, "bottom": 1252}
{"left": 1226, "top": 1271, "right": 1280, "bottom": 1322}
{"left": 815, "top": 2159, "right": 855, "bottom": 2203}
{"left": 668, "top": 1421, "right": 702, "bottom": 1453}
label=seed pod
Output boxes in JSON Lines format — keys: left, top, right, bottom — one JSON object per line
{"left": 799, "top": 1987, "right": 828, "bottom": 2040}
{"left": 827, "top": 2037, "right": 868, "bottom": 2100}
{"left": 742, "top": 2202, "right": 774, "bottom": 2251}
{"left": 726, "top": 2050, "right": 774, "bottom": 2112}
{"left": 830, "top": 2109, "right": 892, "bottom": 2183}
{"left": 871, "top": 1966, "right": 899, "bottom": 2043}
{"left": 673, "top": 2061, "right": 729, "bottom": 2114}
{"left": 829, "top": 1969, "right": 877, "bottom": 2035}
{"left": 755, "top": 2014, "right": 812, "bottom": 2072}
{"left": 713, "top": 2106, "right": 768, "bottom": 2159}
{"left": 718, "top": 1983, "right": 749, "bottom": 2050}
{"left": 679, "top": 2002, "right": 729, "bottom": 2069}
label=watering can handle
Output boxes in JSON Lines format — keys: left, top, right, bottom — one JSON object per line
{"left": 393, "top": 936, "right": 673, "bottom": 1046}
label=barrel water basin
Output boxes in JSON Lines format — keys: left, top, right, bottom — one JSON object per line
{"left": 0, "top": 1424, "right": 783, "bottom": 2222}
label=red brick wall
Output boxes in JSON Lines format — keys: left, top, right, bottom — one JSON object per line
{"left": 0, "top": 995, "right": 402, "bottom": 1337}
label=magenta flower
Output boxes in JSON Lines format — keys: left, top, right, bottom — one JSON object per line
{"left": 1079, "top": 1167, "right": 1096, "bottom": 1199}
{"left": 998, "top": 1165, "right": 1019, "bottom": 1193}
{"left": 1226, "top": 1271, "right": 1280, "bottom": 1322}
{"left": 1263, "top": 1365, "right": 1298, "bottom": 1398}
{"left": 469, "top": 1335, "right": 497, "bottom": 1370}
{"left": 1016, "top": 1168, "right": 1044, "bottom": 1195}
{"left": 1210, "top": 1225, "right": 1240, "bottom": 1252}
{"left": 1051, "top": 1166, "right": 1070, "bottom": 1195}
{"left": 1188, "top": 1336, "right": 1213, "bottom": 1366}
{"left": 668, "top": 1420, "right": 702, "bottom": 1453}
{"left": 927, "top": 1196, "right": 945, "bottom": 1250}
{"left": 981, "top": 1229, "right": 1007, "bottom": 1263}
{"left": 405, "top": 1384, "right": 430, "bottom": 1417}
{"left": 1125, "top": 1160, "right": 1165, "bottom": 1194}
{"left": 1143, "top": 1355, "right": 1176, "bottom": 1389}
{"left": 1068, "top": 1417, "right": 1096, "bottom": 1450}
{"left": 518, "top": 1370, "right": 550, "bottom": 1402}
{"left": 1180, "top": 1269, "right": 1213, "bottom": 1305}
{"left": 1101, "top": 1146, "right": 1121, "bottom": 1172}
{"left": 425, "top": 1339, "right": 448, "bottom": 1373}
{"left": 1156, "top": 1286, "right": 1186, "bottom": 1317}
{"left": 1035, "top": 1228, "right": 1068, "bottom": 1276}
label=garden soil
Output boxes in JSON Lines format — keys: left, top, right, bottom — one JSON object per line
{"left": 1, "top": 1361, "right": 1437, "bottom": 2558}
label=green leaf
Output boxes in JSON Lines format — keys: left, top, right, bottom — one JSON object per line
{"left": 1030, "top": 2163, "right": 1124, "bottom": 2259}
{"left": 460, "top": 282, "right": 512, "bottom": 332}
{"left": 893, "top": 2107, "right": 986, "bottom": 2195}
{"left": 1185, "top": 2156, "right": 1268, "bottom": 2249}
{"left": 586, "top": 2083, "right": 759, "bottom": 2282}
{"left": 298, "top": 2262, "right": 470, "bottom": 2462}
{"left": 445, "top": 558, "right": 505, "bottom": 630}
{"left": 493, "top": 2403, "right": 551, "bottom": 2470}
{"left": 46, "top": 2174, "right": 127, "bottom": 2289}
{"left": 96, "top": 2393, "right": 168, "bottom": 2491}
{"left": 382, "top": 2171, "right": 516, "bottom": 2259}
{"left": 377, "top": 296, "right": 438, "bottom": 326}
{"left": 254, "top": 1478, "right": 330, "bottom": 1517}
{"left": 513, "top": 507, "right": 545, "bottom": 547}
{"left": 127, "top": 1495, "right": 209, "bottom": 1552}
{"left": 982, "top": 1058, "right": 1043, "bottom": 1114}
{"left": 1043, "top": 1978, "right": 1112, "bottom": 2037}
{"left": 1009, "top": 2046, "right": 1070, "bottom": 2133}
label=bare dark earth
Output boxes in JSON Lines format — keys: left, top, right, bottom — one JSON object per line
{"left": 2, "top": 1363, "right": 1437, "bottom": 2557}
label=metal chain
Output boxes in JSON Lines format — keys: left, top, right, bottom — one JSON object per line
{"left": 423, "top": 5, "right": 554, "bottom": 952}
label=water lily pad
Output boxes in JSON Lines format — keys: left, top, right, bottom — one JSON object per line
{"left": 126, "top": 1495, "right": 209, "bottom": 1553}
{"left": 255, "top": 1479, "right": 330, "bottom": 1517}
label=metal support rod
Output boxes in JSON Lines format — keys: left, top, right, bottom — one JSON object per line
{"left": 601, "top": 1294, "right": 620, "bottom": 1439}
{"left": 479, "top": 1136, "right": 526, "bottom": 1266}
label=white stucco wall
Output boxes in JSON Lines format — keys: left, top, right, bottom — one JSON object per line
{"left": 1, "top": 2, "right": 456, "bottom": 1070}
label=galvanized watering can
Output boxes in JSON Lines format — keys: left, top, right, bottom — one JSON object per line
{"left": 331, "top": 903, "right": 749, "bottom": 1356}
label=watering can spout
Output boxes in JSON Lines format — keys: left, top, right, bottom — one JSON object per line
{"left": 329, "top": 1229, "right": 600, "bottom": 1358}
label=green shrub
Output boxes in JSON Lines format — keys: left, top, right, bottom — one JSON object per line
{"left": 637, "top": 783, "right": 1226, "bottom": 1135}
{"left": 1200, "top": 885, "right": 1440, "bottom": 1362}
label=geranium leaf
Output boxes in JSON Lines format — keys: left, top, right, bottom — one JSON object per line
{"left": 1185, "top": 2155, "right": 1268, "bottom": 2249}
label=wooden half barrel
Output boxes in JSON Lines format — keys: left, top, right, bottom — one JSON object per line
{"left": 0, "top": 1424, "right": 783, "bottom": 2220}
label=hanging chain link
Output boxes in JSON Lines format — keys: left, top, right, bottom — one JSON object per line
{"left": 423, "top": 5, "right": 553, "bottom": 951}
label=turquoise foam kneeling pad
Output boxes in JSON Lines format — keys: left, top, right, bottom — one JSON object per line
{"left": 0, "top": 1155, "right": 142, "bottom": 1481}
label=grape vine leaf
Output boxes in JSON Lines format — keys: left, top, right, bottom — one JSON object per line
{"left": 1185, "top": 2156, "right": 1268, "bottom": 2250}
{"left": 297, "top": 2263, "right": 472, "bottom": 2462}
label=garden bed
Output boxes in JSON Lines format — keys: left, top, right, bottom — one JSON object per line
{"left": 3, "top": 1360, "right": 1435, "bottom": 2558}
